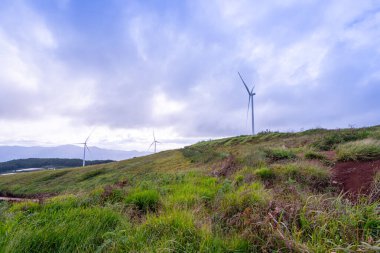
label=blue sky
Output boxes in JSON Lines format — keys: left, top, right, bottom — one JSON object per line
{"left": 0, "top": 0, "right": 379, "bottom": 151}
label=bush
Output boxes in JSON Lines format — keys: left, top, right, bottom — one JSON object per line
{"left": 336, "top": 139, "right": 380, "bottom": 161}
{"left": 125, "top": 190, "right": 160, "bottom": 212}
{"left": 265, "top": 148, "right": 296, "bottom": 161}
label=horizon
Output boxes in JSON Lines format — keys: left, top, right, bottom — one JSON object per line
{"left": 1, "top": 1, "right": 379, "bottom": 152}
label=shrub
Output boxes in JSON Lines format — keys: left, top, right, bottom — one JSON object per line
{"left": 125, "top": 190, "right": 160, "bottom": 212}
{"left": 265, "top": 148, "right": 296, "bottom": 161}
{"left": 336, "top": 139, "right": 380, "bottom": 161}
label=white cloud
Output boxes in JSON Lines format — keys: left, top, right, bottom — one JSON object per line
{"left": 0, "top": 0, "right": 379, "bottom": 151}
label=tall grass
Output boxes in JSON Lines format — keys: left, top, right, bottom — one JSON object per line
{"left": 337, "top": 139, "right": 380, "bottom": 161}
{"left": 0, "top": 206, "right": 121, "bottom": 253}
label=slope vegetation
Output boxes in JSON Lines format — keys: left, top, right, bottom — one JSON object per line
{"left": 0, "top": 126, "right": 379, "bottom": 252}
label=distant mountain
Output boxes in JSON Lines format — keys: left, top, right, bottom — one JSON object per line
{"left": 0, "top": 158, "right": 115, "bottom": 174}
{"left": 0, "top": 145, "right": 149, "bottom": 162}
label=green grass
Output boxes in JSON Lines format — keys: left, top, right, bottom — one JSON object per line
{"left": 254, "top": 167, "right": 275, "bottom": 180}
{"left": 125, "top": 190, "right": 160, "bottom": 212}
{"left": 304, "top": 150, "right": 326, "bottom": 160}
{"left": 264, "top": 148, "right": 296, "bottom": 161}
{"left": 0, "top": 126, "right": 379, "bottom": 252}
{"left": 312, "top": 128, "right": 370, "bottom": 151}
{"left": 337, "top": 139, "right": 380, "bottom": 161}
{"left": 0, "top": 205, "right": 121, "bottom": 253}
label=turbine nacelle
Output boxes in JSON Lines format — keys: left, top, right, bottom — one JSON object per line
{"left": 148, "top": 130, "right": 160, "bottom": 153}
{"left": 79, "top": 129, "right": 95, "bottom": 167}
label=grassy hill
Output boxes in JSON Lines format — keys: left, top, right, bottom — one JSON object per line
{"left": 0, "top": 126, "right": 379, "bottom": 252}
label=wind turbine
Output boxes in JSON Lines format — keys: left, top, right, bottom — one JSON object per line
{"left": 238, "top": 72, "right": 256, "bottom": 135}
{"left": 76, "top": 130, "right": 94, "bottom": 167}
{"left": 148, "top": 131, "right": 160, "bottom": 153}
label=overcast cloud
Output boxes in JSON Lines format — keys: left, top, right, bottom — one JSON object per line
{"left": 0, "top": 0, "right": 379, "bottom": 151}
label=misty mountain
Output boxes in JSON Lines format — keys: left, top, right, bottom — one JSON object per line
{"left": 0, "top": 145, "right": 149, "bottom": 162}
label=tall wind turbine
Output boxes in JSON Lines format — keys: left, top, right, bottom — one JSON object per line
{"left": 76, "top": 130, "right": 94, "bottom": 167}
{"left": 238, "top": 72, "right": 256, "bottom": 135}
{"left": 148, "top": 131, "right": 160, "bottom": 153}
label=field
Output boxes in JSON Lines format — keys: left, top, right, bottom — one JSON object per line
{"left": 0, "top": 126, "right": 379, "bottom": 252}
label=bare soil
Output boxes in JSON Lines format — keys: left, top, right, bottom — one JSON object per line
{"left": 212, "top": 155, "right": 239, "bottom": 177}
{"left": 0, "top": 196, "right": 39, "bottom": 202}
{"left": 332, "top": 159, "right": 380, "bottom": 197}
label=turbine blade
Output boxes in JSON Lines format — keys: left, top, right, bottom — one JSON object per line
{"left": 148, "top": 142, "right": 154, "bottom": 151}
{"left": 251, "top": 85, "right": 255, "bottom": 94}
{"left": 246, "top": 95, "right": 251, "bottom": 124}
{"left": 153, "top": 130, "right": 156, "bottom": 141}
{"left": 238, "top": 72, "right": 250, "bottom": 94}
{"left": 85, "top": 128, "right": 96, "bottom": 143}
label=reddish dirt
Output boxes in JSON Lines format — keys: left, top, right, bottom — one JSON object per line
{"left": 332, "top": 160, "right": 380, "bottom": 197}
{"left": 321, "top": 150, "right": 336, "bottom": 160}
{"left": 212, "top": 155, "right": 239, "bottom": 177}
{"left": 0, "top": 196, "right": 39, "bottom": 202}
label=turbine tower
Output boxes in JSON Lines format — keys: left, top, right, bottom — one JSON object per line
{"left": 149, "top": 131, "right": 160, "bottom": 153}
{"left": 238, "top": 72, "right": 256, "bottom": 135}
{"left": 76, "top": 130, "right": 94, "bottom": 167}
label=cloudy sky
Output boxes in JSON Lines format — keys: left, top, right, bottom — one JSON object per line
{"left": 0, "top": 0, "right": 379, "bottom": 151}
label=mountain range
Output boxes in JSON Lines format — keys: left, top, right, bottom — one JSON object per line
{"left": 0, "top": 145, "right": 149, "bottom": 162}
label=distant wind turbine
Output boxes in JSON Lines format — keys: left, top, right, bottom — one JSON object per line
{"left": 238, "top": 72, "right": 256, "bottom": 135}
{"left": 148, "top": 131, "right": 160, "bottom": 153}
{"left": 75, "top": 130, "right": 95, "bottom": 166}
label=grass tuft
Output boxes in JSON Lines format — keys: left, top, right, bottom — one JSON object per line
{"left": 125, "top": 190, "right": 160, "bottom": 212}
{"left": 337, "top": 139, "right": 380, "bottom": 161}
{"left": 265, "top": 148, "right": 296, "bottom": 161}
{"left": 254, "top": 167, "right": 275, "bottom": 180}
{"left": 304, "top": 150, "right": 326, "bottom": 160}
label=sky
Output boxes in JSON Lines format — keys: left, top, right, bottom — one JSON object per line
{"left": 0, "top": 0, "right": 379, "bottom": 152}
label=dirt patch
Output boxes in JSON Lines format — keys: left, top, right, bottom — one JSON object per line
{"left": 332, "top": 160, "right": 380, "bottom": 197}
{"left": 0, "top": 191, "right": 56, "bottom": 203}
{"left": 321, "top": 150, "right": 336, "bottom": 161}
{"left": 212, "top": 155, "right": 239, "bottom": 177}
{"left": 0, "top": 196, "right": 39, "bottom": 203}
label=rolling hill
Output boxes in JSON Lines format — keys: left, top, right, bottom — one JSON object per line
{"left": 0, "top": 158, "right": 115, "bottom": 174}
{"left": 0, "top": 145, "right": 148, "bottom": 162}
{"left": 0, "top": 126, "right": 379, "bottom": 252}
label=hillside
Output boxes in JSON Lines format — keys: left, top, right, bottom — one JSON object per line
{"left": 0, "top": 158, "right": 114, "bottom": 174}
{"left": 0, "top": 145, "right": 148, "bottom": 162}
{"left": 0, "top": 126, "right": 379, "bottom": 252}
